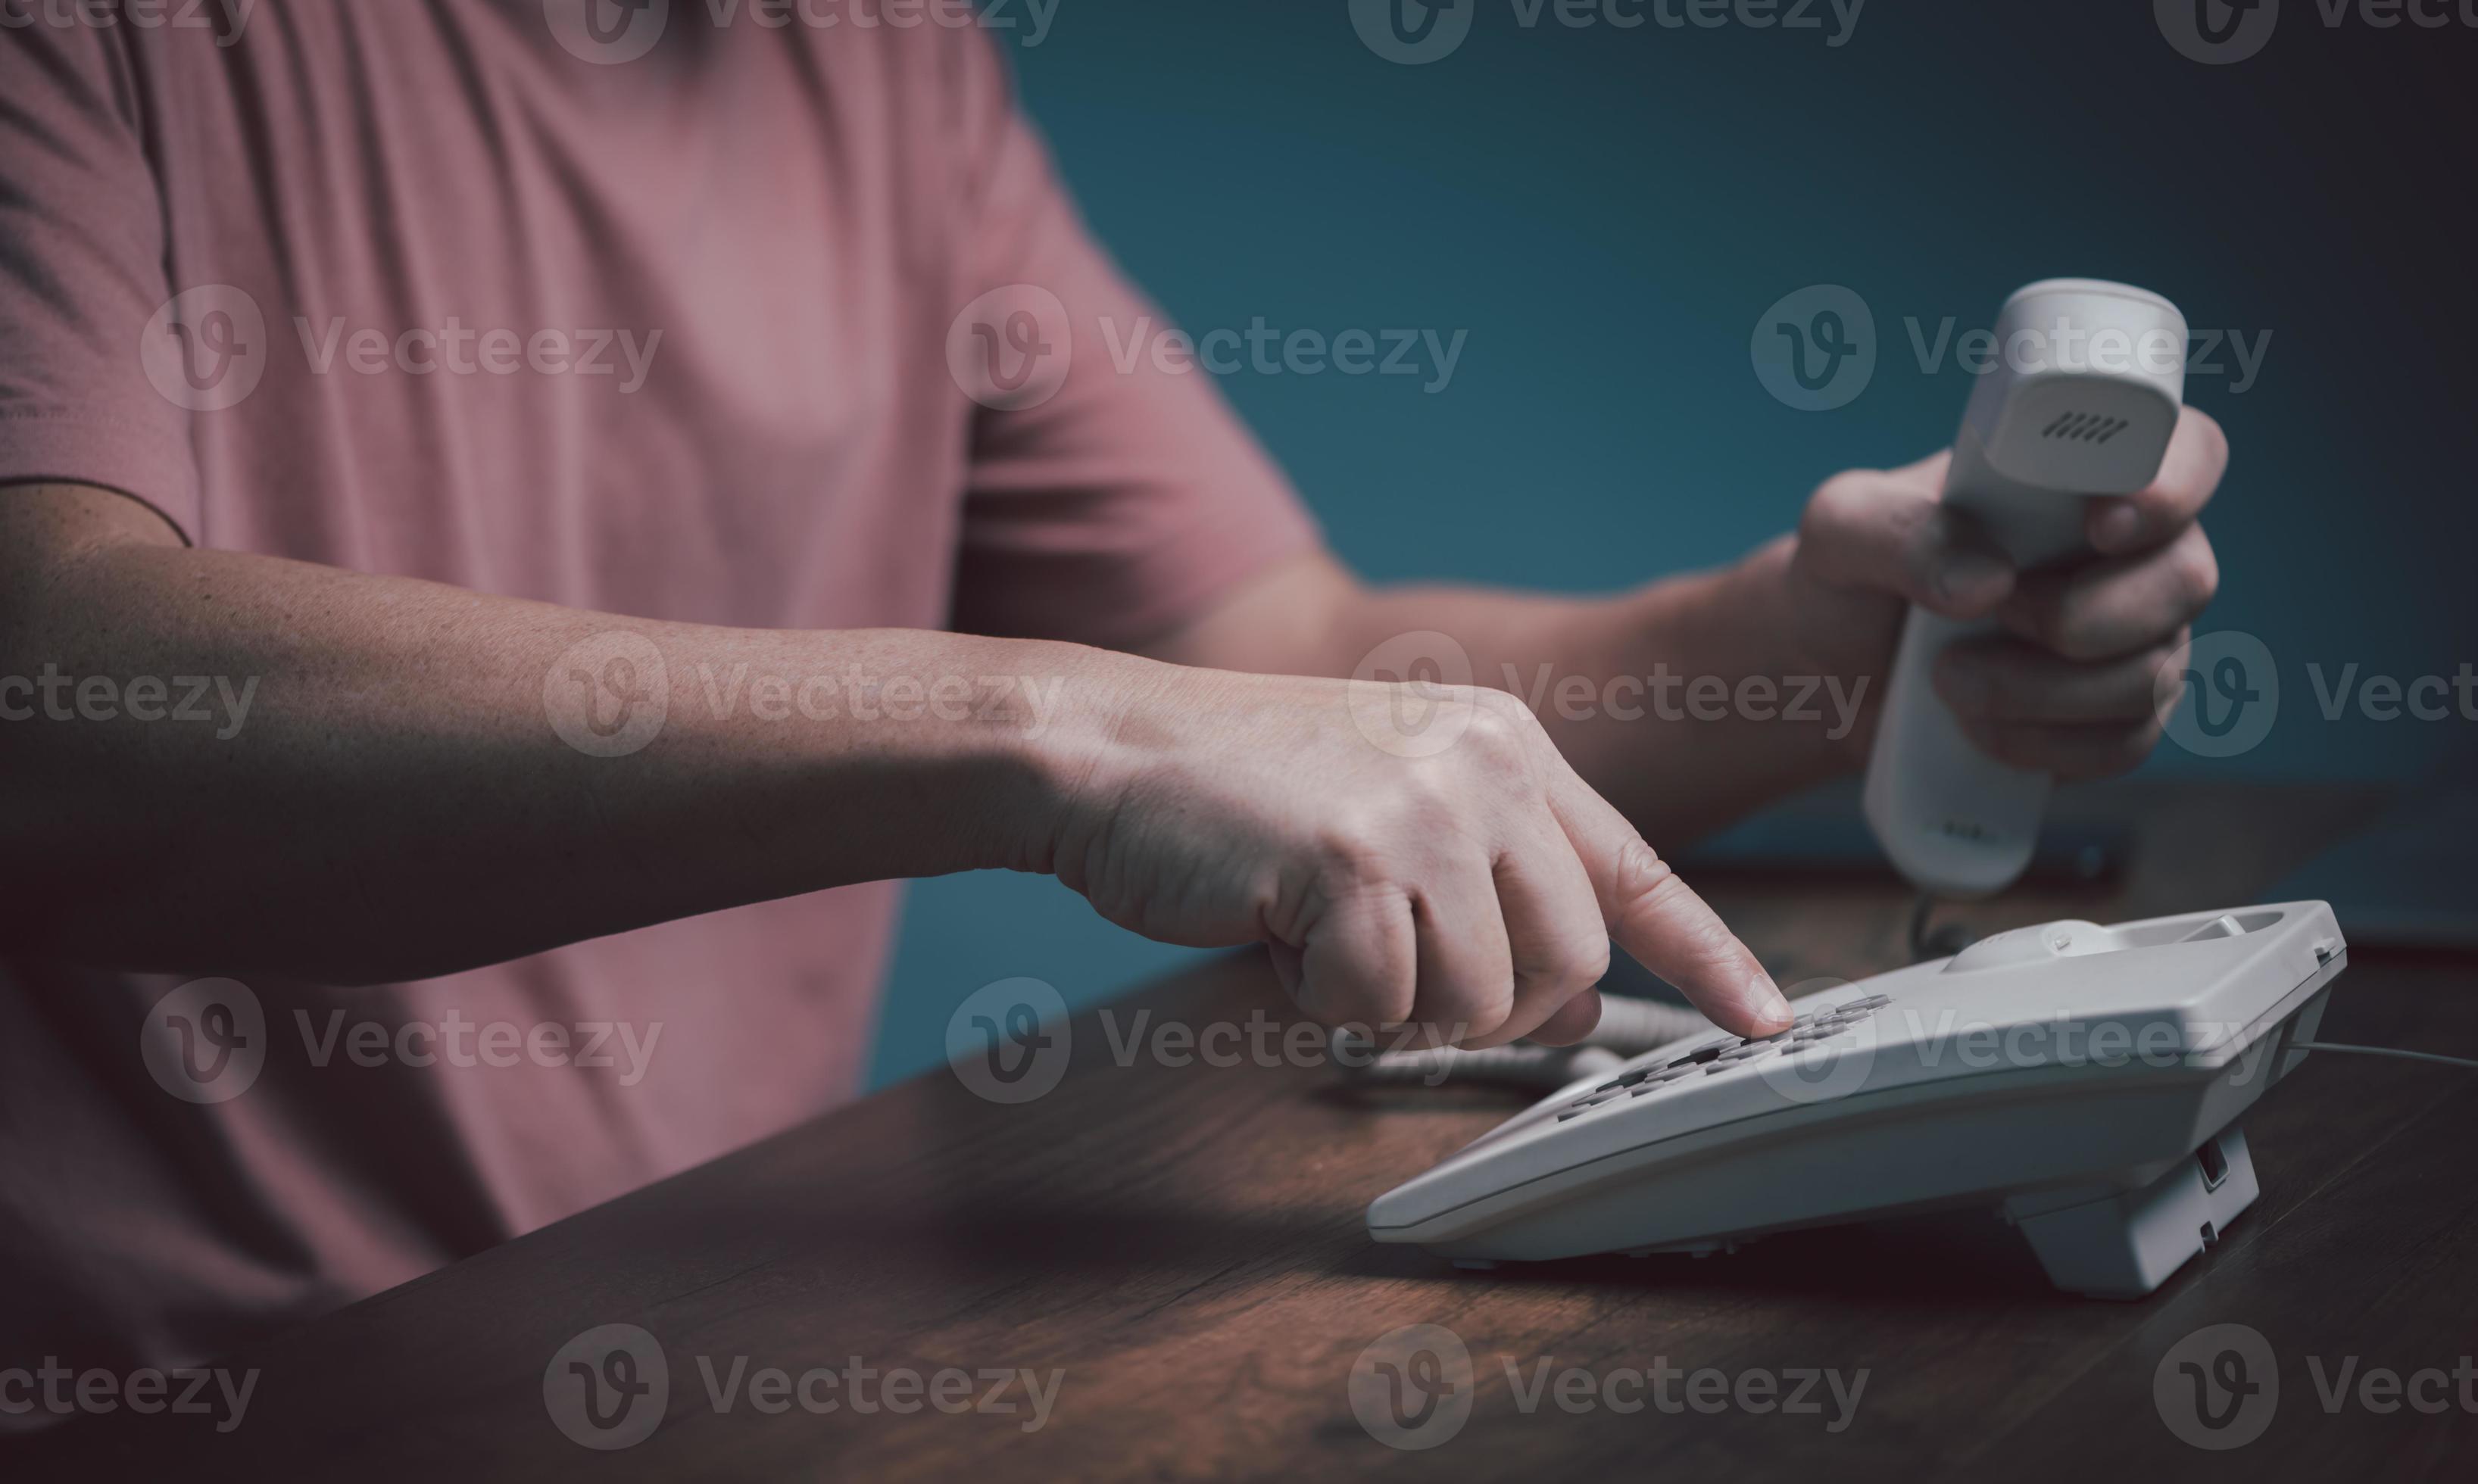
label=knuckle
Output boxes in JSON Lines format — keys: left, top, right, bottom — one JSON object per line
{"left": 1457, "top": 691, "right": 1552, "bottom": 780}
{"left": 1548, "top": 933, "right": 1613, "bottom": 993}
{"left": 1472, "top": 684, "right": 1534, "bottom": 723}
{"left": 1611, "top": 834, "right": 1674, "bottom": 909}
{"left": 1805, "top": 470, "right": 1869, "bottom": 524}
{"left": 1414, "top": 974, "right": 1512, "bottom": 1046}
{"left": 1468, "top": 687, "right": 1543, "bottom": 744}
{"left": 2014, "top": 598, "right": 2073, "bottom": 658}
{"left": 1799, "top": 470, "right": 1888, "bottom": 548}
{"left": 1519, "top": 928, "right": 1611, "bottom": 999}
{"left": 2034, "top": 597, "right": 2111, "bottom": 662}
{"left": 2176, "top": 535, "right": 2221, "bottom": 616}
{"left": 2186, "top": 406, "right": 2230, "bottom": 472}
{"left": 1310, "top": 827, "right": 1397, "bottom": 893}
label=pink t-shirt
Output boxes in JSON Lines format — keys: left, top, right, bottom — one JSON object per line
{"left": 0, "top": 1, "right": 1315, "bottom": 1391}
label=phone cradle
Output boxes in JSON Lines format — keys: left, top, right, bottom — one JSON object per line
{"left": 2002, "top": 1123, "right": 2259, "bottom": 1300}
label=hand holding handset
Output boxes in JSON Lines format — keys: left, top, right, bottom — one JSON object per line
{"left": 1863, "top": 280, "right": 2187, "bottom": 899}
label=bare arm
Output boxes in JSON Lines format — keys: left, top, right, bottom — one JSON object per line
{"left": 1, "top": 481, "right": 1787, "bottom": 1040}
{"left": 1147, "top": 410, "right": 2230, "bottom": 848}
{"left": 0, "top": 482, "right": 1087, "bottom": 984}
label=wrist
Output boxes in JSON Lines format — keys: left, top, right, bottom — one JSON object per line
{"left": 977, "top": 639, "right": 1146, "bottom": 878}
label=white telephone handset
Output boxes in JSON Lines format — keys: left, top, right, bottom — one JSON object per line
{"left": 1863, "top": 280, "right": 2187, "bottom": 899}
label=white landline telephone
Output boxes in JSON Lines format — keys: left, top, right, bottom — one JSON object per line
{"left": 1366, "top": 903, "right": 2348, "bottom": 1298}
{"left": 1364, "top": 279, "right": 2322, "bottom": 1298}
{"left": 1358, "top": 279, "right": 2470, "bottom": 1297}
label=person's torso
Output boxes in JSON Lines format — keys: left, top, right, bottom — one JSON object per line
{"left": 2, "top": 0, "right": 982, "bottom": 1389}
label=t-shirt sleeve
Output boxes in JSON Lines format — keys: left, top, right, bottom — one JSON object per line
{"left": 0, "top": 20, "right": 198, "bottom": 537}
{"left": 941, "top": 36, "right": 1321, "bottom": 652}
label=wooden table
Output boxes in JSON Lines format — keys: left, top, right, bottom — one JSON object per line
{"left": 23, "top": 784, "right": 2477, "bottom": 1480}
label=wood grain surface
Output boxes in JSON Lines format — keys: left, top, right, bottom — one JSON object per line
{"left": 18, "top": 782, "right": 2475, "bottom": 1481}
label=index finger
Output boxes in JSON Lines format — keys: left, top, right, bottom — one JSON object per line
{"left": 1541, "top": 759, "right": 1792, "bottom": 1037}
{"left": 2085, "top": 405, "right": 2227, "bottom": 555}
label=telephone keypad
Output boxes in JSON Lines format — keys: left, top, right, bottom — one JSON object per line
{"left": 1559, "top": 995, "right": 1899, "bottom": 1118}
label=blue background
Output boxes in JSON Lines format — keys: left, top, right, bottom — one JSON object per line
{"left": 868, "top": 0, "right": 2478, "bottom": 1086}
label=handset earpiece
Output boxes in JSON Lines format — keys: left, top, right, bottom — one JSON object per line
{"left": 1863, "top": 279, "right": 2187, "bottom": 899}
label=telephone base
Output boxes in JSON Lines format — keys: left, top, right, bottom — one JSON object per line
{"left": 2002, "top": 1124, "right": 2260, "bottom": 1299}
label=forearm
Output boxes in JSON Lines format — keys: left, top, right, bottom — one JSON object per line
{"left": 0, "top": 487, "right": 1102, "bottom": 983}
